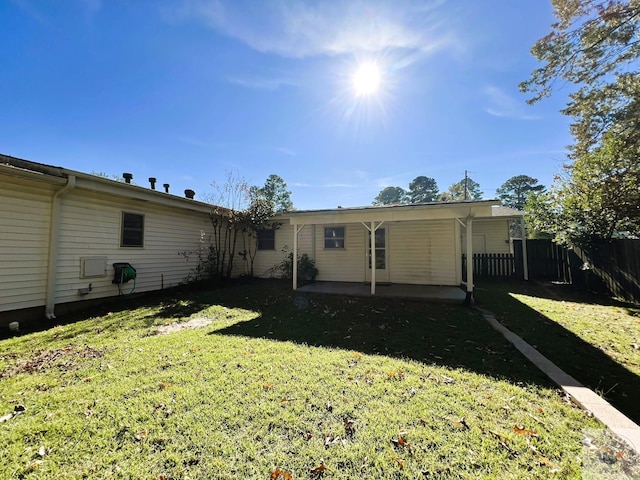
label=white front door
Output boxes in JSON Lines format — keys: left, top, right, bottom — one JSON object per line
{"left": 366, "top": 227, "right": 389, "bottom": 283}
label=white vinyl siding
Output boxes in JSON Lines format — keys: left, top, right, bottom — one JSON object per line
{"left": 314, "top": 224, "right": 365, "bottom": 282}
{"left": 252, "top": 223, "right": 313, "bottom": 278}
{"left": 53, "top": 190, "right": 211, "bottom": 304}
{"left": 0, "top": 179, "right": 54, "bottom": 312}
{"left": 389, "top": 219, "right": 457, "bottom": 285}
{"left": 465, "top": 219, "right": 511, "bottom": 254}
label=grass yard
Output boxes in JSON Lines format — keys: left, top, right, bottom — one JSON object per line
{"left": 0, "top": 279, "right": 622, "bottom": 479}
{"left": 476, "top": 280, "right": 640, "bottom": 426}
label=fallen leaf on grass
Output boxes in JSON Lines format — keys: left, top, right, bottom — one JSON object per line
{"left": 391, "top": 436, "right": 411, "bottom": 451}
{"left": 353, "top": 352, "right": 363, "bottom": 358}
{"left": 451, "top": 418, "right": 470, "bottom": 430}
{"left": 280, "top": 397, "right": 296, "bottom": 403}
{"left": 514, "top": 425, "right": 538, "bottom": 437}
{"left": 25, "top": 459, "right": 43, "bottom": 471}
{"left": 309, "top": 460, "right": 329, "bottom": 475}
{"left": 159, "top": 381, "right": 171, "bottom": 391}
{"left": 344, "top": 418, "right": 356, "bottom": 436}
{"left": 391, "top": 456, "right": 404, "bottom": 469}
{"left": 134, "top": 429, "right": 148, "bottom": 441}
{"left": 263, "top": 383, "right": 274, "bottom": 390}
{"left": 271, "top": 467, "right": 293, "bottom": 479}
{"left": 440, "top": 374, "right": 455, "bottom": 384}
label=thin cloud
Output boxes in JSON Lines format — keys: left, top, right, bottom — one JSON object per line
{"left": 170, "top": 0, "right": 460, "bottom": 59}
{"left": 484, "top": 86, "right": 541, "bottom": 120}
{"left": 276, "top": 147, "right": 297, "bottom": 157}
{"left": 323, "top": 183, "right": 357, "bottom": 188}
{"left": 228, "top": 76, "right": 298, "bottom": 90}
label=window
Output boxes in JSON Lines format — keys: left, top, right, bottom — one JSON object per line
{"left": 121, "top": 212, "right": 144, "bottom": 247}
{"left": 324, "top": 226, "right": 345, "bottom": 249}
{"left": 257, "top": 229, "right": 275, "bottom": 250}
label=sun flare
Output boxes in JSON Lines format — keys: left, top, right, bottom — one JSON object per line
{"left": 352, "top": 62, "right": 381, "bottom": 96}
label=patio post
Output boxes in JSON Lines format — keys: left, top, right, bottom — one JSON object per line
{"left": 370, "top": 221, "right": 376, "bottom": 295}
{"left": 464, "top": 216, "right": 474, "bottom": 306}
{"left": 293, "top": 224, "right": 298, "bottom": 290}
{"left": 520, "top": 216, "right": 529, "bottom": 281}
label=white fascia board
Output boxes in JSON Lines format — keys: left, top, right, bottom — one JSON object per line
{"left": 0, "top": 164, "right": 68, "bottom": 186}
{"left": 286, "top": 202, "right": 500, "bottom": 225}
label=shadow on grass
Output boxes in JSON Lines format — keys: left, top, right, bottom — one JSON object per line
{"left": 474, "top": 279, "right": 640, "bottom": 425}
{"left": 204, "top": 280, "right": 556, "bottom": 390}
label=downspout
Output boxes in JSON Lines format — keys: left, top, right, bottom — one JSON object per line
{"left": 45, "top": 175, "right": 76, "bottom": 319}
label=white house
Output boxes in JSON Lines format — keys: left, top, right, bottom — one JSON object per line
{"left": 0, "top": 154, "right": 215, "bottom": 325}
{"left": 1, "top": 153, "right": 526, "bottom": 325}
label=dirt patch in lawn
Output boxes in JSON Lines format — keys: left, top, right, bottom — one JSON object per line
{"left": 156, "top": 317, "right": 213, "bottom": 335}
{"left": 0, "top": 345, "right": 104, "bottom": 379}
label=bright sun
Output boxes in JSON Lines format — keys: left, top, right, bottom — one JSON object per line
{"left": 352, "top": 62, "right": 381, "bottom": 96}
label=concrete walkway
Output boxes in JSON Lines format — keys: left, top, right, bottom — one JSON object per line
{"left": 476, "top": 307, "right": 640, "bottom": 455}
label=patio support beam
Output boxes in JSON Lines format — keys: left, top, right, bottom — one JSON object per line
{"left": 520, "top": 217, "right": 529, "bottom": 281}
{"left": 292, "top": 224, "right": 305, "bottom": 290}
{"left": 464, "top": 216, "right": 474, "bottom": 306}
{"left": 362, "top": 221, "right": 384, "bottom": 295}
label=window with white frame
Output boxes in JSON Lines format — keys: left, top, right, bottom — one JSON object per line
{"left": 324, "top": 226, "right": 345, "bottom": 249}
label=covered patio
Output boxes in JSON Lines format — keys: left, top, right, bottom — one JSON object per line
{"left": 297, "top": 281, "right": 467, "bottom": 303}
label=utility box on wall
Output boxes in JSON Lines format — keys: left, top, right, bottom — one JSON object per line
{"left": 81, "top": 257, "right": 108, "bottom": 278}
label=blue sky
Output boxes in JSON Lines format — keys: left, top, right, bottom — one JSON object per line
{"left": 1, "top": 0, "right": 573, "bottom": 209}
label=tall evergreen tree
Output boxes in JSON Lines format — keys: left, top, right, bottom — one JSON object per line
{"left": 407, "top": 176, "right": 439, "bottom": 203}
{"left": 496, "top": 175, "right": 545, "bottom": 210}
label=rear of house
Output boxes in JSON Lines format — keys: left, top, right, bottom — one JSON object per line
{"left": 0, "top": 154, "right": 214, "bottom": 325}
{"left": 251, "top": 203, "right": 523, "bottom": 291}
{"left": 1, "top": 153, "right": 524, "bottom": 326}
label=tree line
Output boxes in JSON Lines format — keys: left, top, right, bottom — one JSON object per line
{"left": 373, "top": 174, "right": 544, "bottom": 211}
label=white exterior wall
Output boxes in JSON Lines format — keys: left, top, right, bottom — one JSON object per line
{"left": 0, "top": 177, "right": 55, "bottom": 312}
{"left": 252, "top": 223, "right": 313, "bottom": 278}
{"left": 314, "top": 223, "right": 366, "bottom": 282}
{"left": 388, "top": 219, "right": 458, "bottom": 285}
{"left": 54, "top": 189, "right": 212, "bottom": 304}
{"left": 252, "top": 219, "right": 460, "bottom": 285}
{"left": 461, "top": 219, "right": 511, "bottom": 254}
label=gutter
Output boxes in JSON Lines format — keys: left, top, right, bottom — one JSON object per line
{"left": 45, "top": 175, "right": 76, "bottom": 319}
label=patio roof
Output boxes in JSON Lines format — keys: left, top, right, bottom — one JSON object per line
{"left": 284, "top": 199, "right": 514, "bottom": 225}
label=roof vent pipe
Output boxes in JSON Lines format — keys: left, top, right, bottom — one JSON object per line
{"left": 163, "top": 183, "right": 170, "bottom": 193}
{"left": 185, "top": 189, "right": 195, "bottom": 199}
{"left": 149, "top": 177, "right": 156, "bottom": 190}
{"left": 123, "top": 173, "right": 133, "bottom": 184}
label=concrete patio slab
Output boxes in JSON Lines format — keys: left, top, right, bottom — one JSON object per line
{"left": 297, "top": 281, "right": 466, "bottom": 302}
{"left": 477, "top": 307, "right": 640, "bottom": 455}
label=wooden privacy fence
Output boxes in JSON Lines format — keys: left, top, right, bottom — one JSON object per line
{"left": 572, "top": 240, "right": 640, "bottom": 305}
{"left": 461, "top": 239, "right": 639, "bottom": 304}
{"left": 462, "top": 253, "right": 517, "bottom": 280}
{"left": 513, "top": 239, "right": 572, "bottom": 283}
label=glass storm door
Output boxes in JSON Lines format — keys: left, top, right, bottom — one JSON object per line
{"left": 366, "top": 227, "right": 389, "bottom": 283}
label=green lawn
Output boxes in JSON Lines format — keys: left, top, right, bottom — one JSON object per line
{"left": 476, "top": 280, "right": 640, "bottom": 425}
{"left": 0, "top": 279, "right": 617, "bottom": 479}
